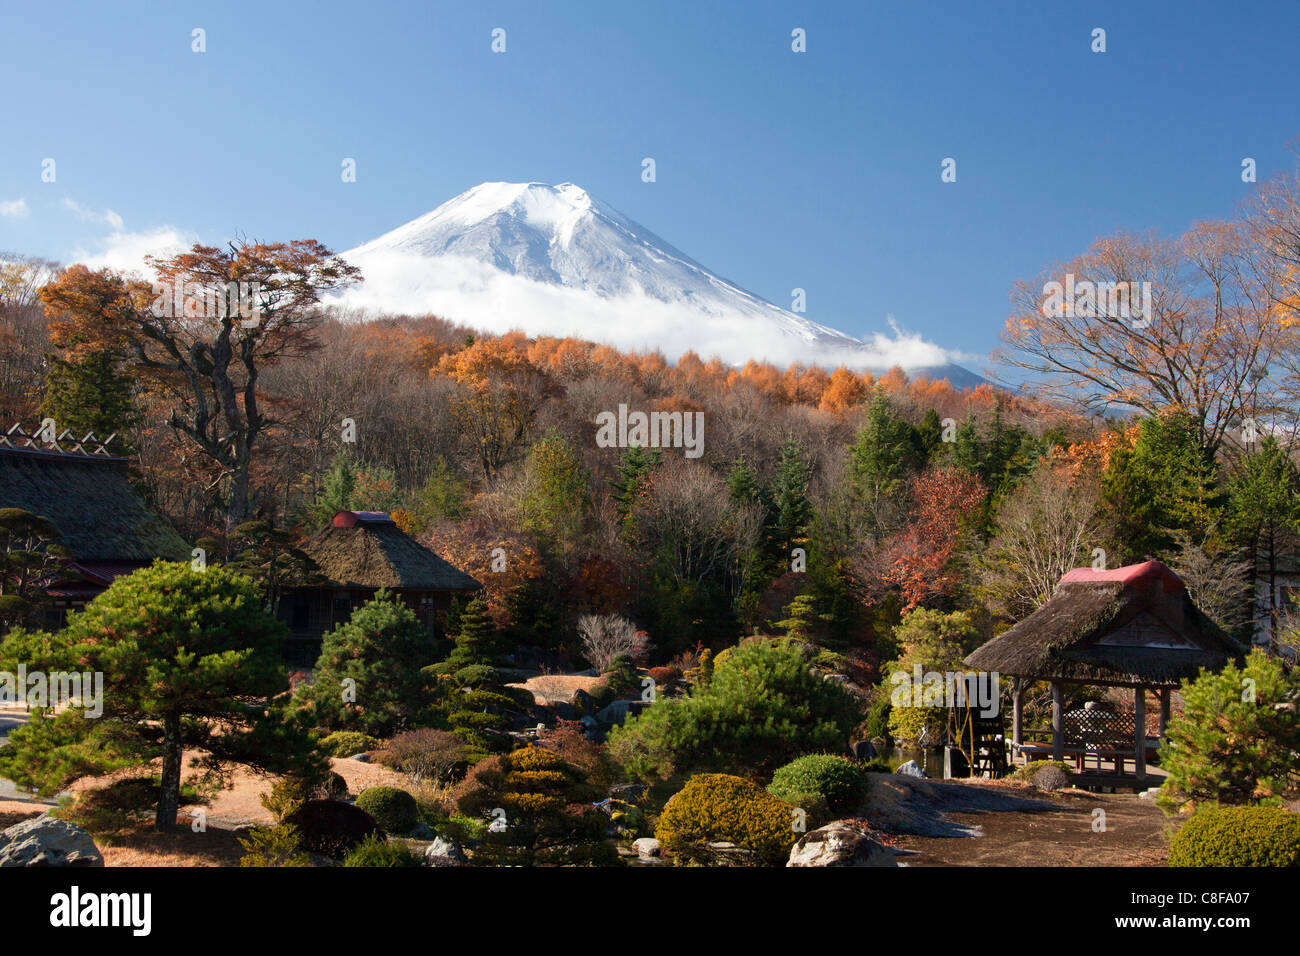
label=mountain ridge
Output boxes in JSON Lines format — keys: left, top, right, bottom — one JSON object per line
{"left": 337, "top": 181, "right": 988, "bottom": 389}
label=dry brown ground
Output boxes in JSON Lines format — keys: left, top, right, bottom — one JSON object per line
{"left": 507, "top": 673, "right": 603, "bottom": 705}
{"left": 886, "top": 780, "right": 1170, "bottom": 866}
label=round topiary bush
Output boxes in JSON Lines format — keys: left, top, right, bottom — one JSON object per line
{"left": 1168, "top": 806, "right": 1300, "bottom": 867}
{"left": 1009, "top": 759, "right": 1072, "bottom": 783}
{"left": 319, "top": 731, "right": 381, "bottom": 758}
{"left": 767, "top": 754, "right": 870, "bottom": 813}
{"left": 285, "top": 799, "right": 382, "bottom": 858}
{"left": 341, "top": 834, "right": 423, "bottom": 867}
{"left": 354, "top": 786, "right": 420, "bottom": 834}
{"left": 655, "top": 773, "right": 799, "bottom": 866}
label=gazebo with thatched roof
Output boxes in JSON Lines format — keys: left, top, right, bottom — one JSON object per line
{"left": 964, "top": 560, "right": 1244, "bottom": 786}
{"left": 279, "top": 510, "right": 481, "bottom": 666}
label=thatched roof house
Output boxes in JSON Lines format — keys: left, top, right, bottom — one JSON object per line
{"left": 0, "top": 428, "right": 189, "bottom": 617}
{"left": 279, "top": 510, "right": 480, "bottom": 666}
{"left": 965, "top": 560, "right": 1242, "bottom": 688}
{"left": 300, "top": 510, "right": 481, "bottom": 591}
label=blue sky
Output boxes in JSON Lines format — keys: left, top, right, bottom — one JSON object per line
{"left": 2, "top": 0, "right": 1299, "bottom": 368}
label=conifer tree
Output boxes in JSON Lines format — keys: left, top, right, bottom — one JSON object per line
{"left": 296, "top": 588, "right": 438, "bottom": 736}
{"left": 40, "top": 349, "right": 136, "bottom": 440}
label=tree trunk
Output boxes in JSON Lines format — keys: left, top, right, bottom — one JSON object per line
{"left": 156, "top": 715, "right": 183, "bottom": 830}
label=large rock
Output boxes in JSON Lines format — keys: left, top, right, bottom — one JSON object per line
{"left": 895, "top": 760, "right": 925, "bottom": 778}
{"left": 632, "top": 837, "right": 661, "bottom": 857}
{"left": 424, "top": 836, "right": 466, "bottom": 867}
{"left": 850, "top": 740, "right": 878, "bottom": 760}
{"left": 0, "top": 815, "right": 104, "bottom": 867}
{"left": 787, "top": 821, "right": 895, "bottom": 867}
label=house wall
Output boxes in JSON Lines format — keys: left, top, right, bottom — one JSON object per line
{"left": 277, "top": 586, "right": 458, "bottom": 669}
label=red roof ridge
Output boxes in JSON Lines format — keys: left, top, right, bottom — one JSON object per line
{"left": 1059, "top": 559, "right": 1185, "bottom": 594}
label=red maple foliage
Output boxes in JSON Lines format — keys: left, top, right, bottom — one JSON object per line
{"left": 884, "top": 466, "right": 985, "bottom": 610}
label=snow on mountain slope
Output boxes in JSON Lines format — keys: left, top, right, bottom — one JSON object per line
{"left": 336, "top": 182, "right": 982, "bottom": 383}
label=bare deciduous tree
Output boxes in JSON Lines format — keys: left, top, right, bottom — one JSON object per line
{"left": 976, "top": 464, "right": 1112, "bottom": 620}
{"left": 578, "top": 613, "right": 645, "bottom": 672}
{"left": 998, "top": 226, "right": 1280, "bottom": 450}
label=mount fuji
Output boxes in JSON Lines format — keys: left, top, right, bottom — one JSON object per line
{"left": 336, "top": 182, "right": 984, "bottom": 387}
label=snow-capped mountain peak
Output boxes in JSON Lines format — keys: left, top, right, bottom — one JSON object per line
{"left": 338, "top": 181, "right": 981, "bottom": 384}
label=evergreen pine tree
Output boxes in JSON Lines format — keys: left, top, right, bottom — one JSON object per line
{"left": 770, "top": 438, "right": 812, "bottom": 557}
{"left": 610, "top": 446, "right": 661, "bottom": 523}
{"left": 40, "top": 350, "right": 136, "bottom": 440}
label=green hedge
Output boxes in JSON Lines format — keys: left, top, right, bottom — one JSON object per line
{"left": 319, "top": 731, "right": 381, "bottom": 758}
{"left": 1168, "top": 806, "right": 1300, "bottom": 867}
{"left": 354, "top": 786, "right": 420, "bottom": 834}
{"left": 767, "top": 754, "right": 869, "bottom": 813}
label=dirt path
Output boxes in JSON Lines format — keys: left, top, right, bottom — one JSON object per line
{"left": 881, "top": 780, "right": 1169, "bottom": 866}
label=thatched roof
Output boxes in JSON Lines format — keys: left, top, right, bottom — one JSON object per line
{"left": 300, "top": 511, "right": 480, "bottom": 592}
{"left": 965, "top": 561, "right": 1245, "bottom": 687}
{"left": 0, "top": 445, "right": 190, "bottom": 563}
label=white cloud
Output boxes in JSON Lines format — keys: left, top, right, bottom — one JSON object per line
{"left": 331, "top": 250, "right": 975, "bottom": 372}
{"left": 62, "top": 198, "right": 125, "bottom": 231}
{"left": 0, "top": 198, "right": 29, "bottom": 218}
{"left": 70, "top": 226, "right": 195, "bottom": 275}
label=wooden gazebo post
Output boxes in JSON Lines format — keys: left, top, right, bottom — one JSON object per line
{"left": 1011, "top": 677, "right": 1024, "bottom": 748}
{"left": 1050, "top": 681, "right": 1064, "bottom": 760}
{"left": 1133, "top": 687, "right": 1146, "bottom": 779}
{"left": 1158, "top": 688, "right": 1171, "bottom": 736}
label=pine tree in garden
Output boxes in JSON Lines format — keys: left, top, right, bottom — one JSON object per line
{"left": 776, "top": 593, "right": 822, "bottom": 641}
{"left": 295, "top": 588, "right": 439, "bottom": 736}
{"left": 1159, "top": 649, "right": 1300, "bottom": 810}
{"left": 0, "top": 561, "right": 325, "bottom": 830}
{"left": 432, "top": 596, "right": 526, "bottom": 755}
{"left": 435, "top": 595, "right": 502, "bottom": 687}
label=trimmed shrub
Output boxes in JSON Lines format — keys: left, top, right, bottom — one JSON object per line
{"left": 261, "top": 773, "right": 349, "bottom": 822}
{"left": 609, "top": 637, "right": 861, "bottom": 782}
{"left": 341, "top": 834, "right": 423, "bottom": 867}
{"left": 1009, "top": 759, "right": 1072, "bottom": 783}
{"left": 1168, "top": 806, "right": 1300, "bottom": 867}
{"left": 655, "top": 773, "right": 800, "bottom": 866}
{"left": 319, "top": 731, "right": 380, "bottom": 758}
{"left": 647, "top": 666, "right": 682, "bottom": 689}
{"left": 453, "top": 746, "right": 615, "bottom": 866}
{"left": 354, "top": 786, "right": 420, "bottom": 834}
{"left": 238, "top": 823, "right": 310, "bottom": 867}
{"left": 384, "top": 728, "right": 468, "bottom": 784}
{"left": 768, "top": 754, "right": 870, "bottom": 813}
{"left": 1030, "top": 765, "right": 1069, "bottom": 792}
{"left": 775, "top": 790, "right": 831, "bottom": 829}
{"left": 285, "top": 799, "right": 382, "bottom": 858}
